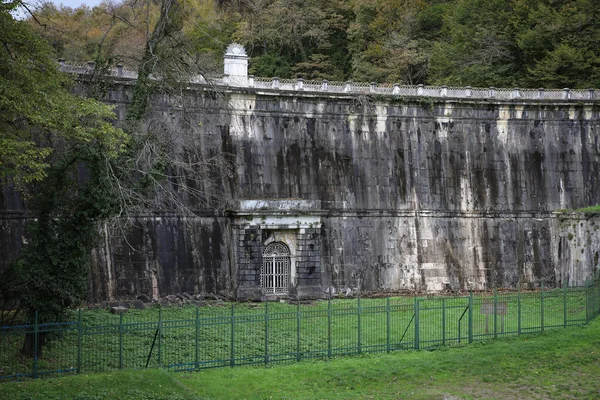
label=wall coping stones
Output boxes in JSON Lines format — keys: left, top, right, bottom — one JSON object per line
{"left": 59, "top": 62, "right": 600, "bottom": 103}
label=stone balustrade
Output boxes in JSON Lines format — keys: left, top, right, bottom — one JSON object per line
{"left": 58, "top": 60, "right": 598, "bottom": 101}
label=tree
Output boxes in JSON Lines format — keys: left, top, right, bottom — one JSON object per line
{"left": 0, "top": 1, "right": 126, "bottom": 189}
{"left": 236, "top": 0, "right": 352, "bottom": 80}
{"left": 2, "top": 0, "right": 247, "bottom": 342}
{"left": 513, "top": 0, "right": 600, "bottom": 88}
{"left": 0, "top": 1, "right": 128, "bottom": 354}
{"left": 347, "top": 0, "right": 446, "bottom": 84}
{"left": 427, "top": 0, "right": 519, "bottom": 87}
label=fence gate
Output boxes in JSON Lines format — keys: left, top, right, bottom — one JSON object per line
{"left": 261, "top": 242, "right": 290, "bottom": 295}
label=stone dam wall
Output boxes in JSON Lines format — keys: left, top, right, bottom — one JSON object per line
{"left": 2, "top": 82, "right": 600, "bottom": 301}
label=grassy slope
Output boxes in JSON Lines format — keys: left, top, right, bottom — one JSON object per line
{"left": 2, "top": 318, "right": 600, "bottom": 400}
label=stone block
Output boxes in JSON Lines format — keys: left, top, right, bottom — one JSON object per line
{"left": 137, "top": 294, "right": 151, "bottom": 303}
{"left": 236, "top": 287, "right": 263, "bottom": 301}
{"left": 132, "top": 300, "right": 146, "bottom": 310}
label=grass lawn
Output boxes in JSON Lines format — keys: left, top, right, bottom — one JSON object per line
{"left": 1, "top": 317, "right": 599, "bottom": 399}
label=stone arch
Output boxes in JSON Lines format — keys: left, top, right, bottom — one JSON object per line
{"left": 262, "top": 241, "right": 291, "bottom": 295}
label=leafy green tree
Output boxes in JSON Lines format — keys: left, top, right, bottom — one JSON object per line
{"left": 186, "top": 0, "right": 241, "bottom": 73}
{"left": 3, "top": 0, "right": 244, "bottom": 333}
{"left": 348, "top": 0, "right": 447, "bottom": 84}
{"left": 428, "top": 0, "right": 519, "bottom": 87}
{"left": 0, "top": 1, "right": 127, "bottom": 350}
{"left": 0, "top": 1, "right": 126, "bottom": 188}
{"left": 237, "top": 0, "right": 352, "bottom": 80}
{"left": 513, "top": 0, "right": 600, "bottom": 88}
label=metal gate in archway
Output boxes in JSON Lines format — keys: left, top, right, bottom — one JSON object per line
{"left": 261, "top": 242, "right": 290, "bottom": 295}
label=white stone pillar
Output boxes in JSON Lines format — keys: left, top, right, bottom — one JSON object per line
{"left": 223, "top": 43, "right": 248, "bottom": 78}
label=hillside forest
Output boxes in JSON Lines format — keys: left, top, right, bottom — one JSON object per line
{"left": 29, "top": 0, "right": 600, "bottom": 89}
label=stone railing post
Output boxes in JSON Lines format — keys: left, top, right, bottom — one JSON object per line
{"left": 344, "top": 81, "right": 352, "bottom": 93}
{"left": 417, "top": 84, "right": 424, "bottom": 96}
{"left": 465, "top": 86, "right": 472, "bottom": 97}
{"left": 489, "top": 87, "right": 496, "bottom": 98}
{"left": 322, "top": 80, "right": 328, "bottom": 91}
{"left": 86, "top": 61, "right": 95, "bottom": 71}
{"left": 562, "top": 88, "right": 570, "bottom": 100}
{"left": 589, "top": 88, "right": 595, "bottom": 100}
{"left": 538, "top": 88, "right": 545, "bottom": 99}
{"left": 440, "top": 85, "right": 448, "bottom": 97}
{"left": 272, "top": 77, "right": 280, "bottom": 89}
{"left": 296, "top": 78, "right": 304, "bottom": 91}
{"left": 511, "top": 88, "right": 521, "bottom": 99}
{"left": 248, "top": 75, "right": 255, "bottom": 87}
{"left": 393, "top": 84, "right": 400, "bottom": 95}
{"left": 370, "top": 82, "right": 377, "bottom": 93}
{"left": 116, "top": 63, "right": 123, "bottom": 76}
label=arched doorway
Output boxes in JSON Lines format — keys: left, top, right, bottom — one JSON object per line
{"left": 262, "top": 242, "right": 291, "bottom": 295}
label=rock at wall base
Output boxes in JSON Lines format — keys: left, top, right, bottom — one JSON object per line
{"left": 110, "top": 306, "right": 128, "bottom": 314}
{"left": 137, "top": 294, "right": 151, "bottom": 303}
{"left": 132, "top": 300, "right": 145, "bottom": 310}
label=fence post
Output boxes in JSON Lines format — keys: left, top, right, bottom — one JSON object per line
{"left": 591, "top": 279, "right": 595, "bottom": 321}
{"left": 158, "top": 308, "right": 162, "bottom": 367}
{"left": 414, "top": 297, "right": 420, "bottom": 350}
{"left": 195, "top": 307, "right": 199, "bottom": 369}
{"left": 442, "top": 298, "right": 446, "bottom": 346}
{"left": 493, "top": 288, "right": 498, "bottom": 339}
{"left": 264, "top": 302, "right": 269, "bottom": 366}
{"left": 119, "top": 313, "right": 125, "bottom": 369}
{"left": 33, "top": 310, "right": 39, "bottom": 379}
{"left": 591, "top": 276, "right": 598, "bottom": 318}
{"left": 77, "top": 309, "right": 82, "bottom": 374}
{"left": 327, "top": 297, "right": 332, "bottom": 358}
{"left": 586, "top": 279, "right": 590, "bottom": 323}
{"left": 541, "top": 282, "right": 545, "bottom": 333}
{"left": 563, "top": 281, "right": 568, "bottom": 328}
{"left": 386, "top": 297, "right": 391, "bottom": 353}
{"left": 357, "top": 298, "right": 362, "bottom": 354}
{"left": 230, "top": 303, "right": 235, "bottom": 367}
{"left": 596, "top": 278, "right": 600, "bottom": 318}
{"left": 296, "top": 300, "right": 301, "bottom": 362}
{"left": 517, "top": 286, "right": 522, "bottom": 335}
{"left": 468, "top": 292, "right": 473, "bottom": 344}
{"left": 592, "top": 278, "right": 596, "bottom": 320}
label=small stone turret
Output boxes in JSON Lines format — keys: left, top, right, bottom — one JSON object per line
{"left": 223, "top": 43, "right": 248, "bottom": 77}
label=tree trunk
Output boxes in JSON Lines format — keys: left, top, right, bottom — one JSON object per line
{"left": 21, "top": 331, "right": 47, "bottom": 358}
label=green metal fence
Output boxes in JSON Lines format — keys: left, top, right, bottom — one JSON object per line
{"left": 1, "top": 280, "right": 599, "bottom": 381}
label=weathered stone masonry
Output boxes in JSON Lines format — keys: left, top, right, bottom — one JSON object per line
{"left": 2, "top": 78, "right": 600, "bottom": 301}
{"left": 230, "top": 200, "right": 323, "bottom": 300}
